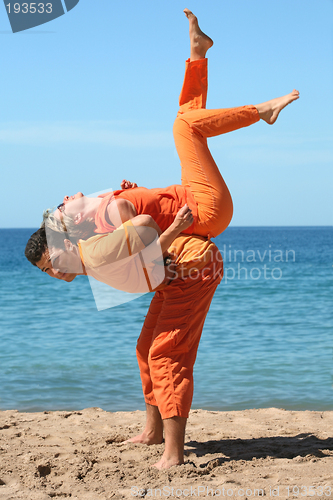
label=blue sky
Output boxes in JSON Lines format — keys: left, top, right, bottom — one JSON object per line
{"left": 1, "top": 0, "right": 332, "bottom": 228}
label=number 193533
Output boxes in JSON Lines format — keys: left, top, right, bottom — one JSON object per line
{"left": 6, "top": 3, "right": 53, "bottom": 13}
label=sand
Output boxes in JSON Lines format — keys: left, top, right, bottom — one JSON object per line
{"left": 0, "top": 407, "right": 332, "bottom": 500}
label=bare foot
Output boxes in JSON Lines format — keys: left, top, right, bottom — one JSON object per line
{"left": 256, "top": 90, "right": 300, "bottom": 125}
{"left": 152, "top": 455, "right": 183, "bottom": 470}
{"left": 122, "top": 430, "right": 163, "bottom": 445}
{"left": 184, "top": 8, "right": 213, "bottom": 61}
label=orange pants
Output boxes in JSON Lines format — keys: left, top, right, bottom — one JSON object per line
{"left": 174, "top": 58, "right": 259, "bottom": 237}
{"left": 96, "top": 59, "right": 259, "bottom": 238}
{"left": 136, "top": 247, "right": 223, "bottom": 419}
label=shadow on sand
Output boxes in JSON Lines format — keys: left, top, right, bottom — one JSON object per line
{"left": 185, "top": 433, "right": 333, "bottom": 469}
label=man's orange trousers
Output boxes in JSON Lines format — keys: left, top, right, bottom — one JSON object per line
{"left": 136, "top": 246, "right": 223, "bottom": 419}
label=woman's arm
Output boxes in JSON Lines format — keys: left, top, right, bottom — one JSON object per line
{"left": 107, "top": 198, "right": 138, "bottom": 227}
{"left": 106, "top": 179, "right": 140, "bottom": 227}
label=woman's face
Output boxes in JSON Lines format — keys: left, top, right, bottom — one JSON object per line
{"left": 54, "top": 192, "right": 85, "bottom": 220}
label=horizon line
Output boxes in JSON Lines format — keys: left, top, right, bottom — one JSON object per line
{"left": 1, "top": 225, "right": 332, "bottom": 230}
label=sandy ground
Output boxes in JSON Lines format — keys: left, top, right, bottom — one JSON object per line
{"left": 0, "top": 407, "right": 332, "bottom": 500}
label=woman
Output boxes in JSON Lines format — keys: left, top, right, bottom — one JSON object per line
{"left": 54, "top": 10, "right": 299, "bottom": 241}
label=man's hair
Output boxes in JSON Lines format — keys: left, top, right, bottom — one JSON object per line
{"left": 25, "top": 225, "right": 48, "bottom": 266}
{"left": 25, "top": 222, "right": 75, "bottom": 267}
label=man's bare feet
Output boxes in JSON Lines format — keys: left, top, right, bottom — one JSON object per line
{"left": 152, "top": 454, "right": 183, "bottom": 470}
{"left": 123, "top": 430, "right": 163, "bottom": 445}
{"left": 256, "top": 90, "right": 300, "bottom": 125}
{"left": 184, "top": 8, "right": 213, "bottom": 61}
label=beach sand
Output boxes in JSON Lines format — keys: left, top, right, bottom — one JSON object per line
{"left": 0, "top": 407, "right": 332, "bottom": 499}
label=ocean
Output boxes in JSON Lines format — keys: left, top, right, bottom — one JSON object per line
{"left": 0, "top": 227, "right": 332, "bottom": 412}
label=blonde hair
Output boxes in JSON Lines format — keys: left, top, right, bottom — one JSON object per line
{"left": 43, "top": 209, "right": 96, "bottom": 242}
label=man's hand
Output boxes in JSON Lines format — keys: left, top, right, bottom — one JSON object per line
{"left": 121, "top": 179, "right": 138, "bottom": 190}
{"left": 172, "top": 204, "right": 194, "bottom": 232}
{"left": 154, "top": 204, "right": 193, "bottom": 255}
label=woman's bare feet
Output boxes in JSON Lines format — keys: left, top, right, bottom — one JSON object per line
{"left": 255, "top": 90, "right": 300, "bottom": 125}
{"left": 184, "top": 8, "right": 213, "bottom": 61}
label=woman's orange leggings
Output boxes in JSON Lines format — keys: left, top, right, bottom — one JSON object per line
{"left": 174, "top": 57, "right": 259, "bottom": 237}
{"left": 96, "top": 58, "right": 259, "bottom": 237}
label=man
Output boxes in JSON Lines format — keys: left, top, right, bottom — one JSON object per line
{"left": 25, "top": 198, "right": 223, "bottom": 470}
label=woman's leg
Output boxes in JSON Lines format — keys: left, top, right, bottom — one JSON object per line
{"left": 176, "top": 10, "right": 299, "bottom": 238}
{"left": 174, "top": 105, "right": 259, "bottom": 237}
{"left": 176, "top": 10, "right": 256, "bottom": 237}
{"left": 178, "top": 9, "right": 212, "bottom": 187}
{"left": 178, "top": 9, "right": 212, "bottom": 118}
{"left": 178, "top": 58, "right": 208, "bottom": 120}
{"left": 175, "top": 93, "right": 299, "bottom": 238}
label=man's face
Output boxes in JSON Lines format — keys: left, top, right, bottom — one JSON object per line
{"left": 50, "top": 243, "right": 84, "bottom": 275}
{"left": 36, "top": 248, "right": 78, "bottom": 282}
{"left": 54, "top": 192, "right": 85, "bottom": 220}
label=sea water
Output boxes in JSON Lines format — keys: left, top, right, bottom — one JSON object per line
{"left": 0, "top": 227, "right": 332, "bottom": 412}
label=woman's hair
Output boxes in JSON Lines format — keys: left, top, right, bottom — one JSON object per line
{"left": 42, "top": 209, "right": 96, "bottom": 242}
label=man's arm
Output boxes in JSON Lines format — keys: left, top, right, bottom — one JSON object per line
{"left": 153, "top": 205, "right": 193, "bottom": 254}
